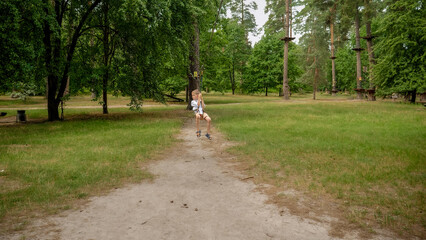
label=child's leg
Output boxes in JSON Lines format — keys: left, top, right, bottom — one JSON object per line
{"left": 205, "top": 116, "right": 211, "bottom": 134}
{"left": 195, "top": 114, "right": 201, "bottom": 132}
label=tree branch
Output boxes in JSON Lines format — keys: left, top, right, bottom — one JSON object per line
{"left": 57, "top": 0, "right": 102, "bottom": 103}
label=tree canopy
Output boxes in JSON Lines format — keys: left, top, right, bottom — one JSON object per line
{"left": 1, "top": 0, "right": 424, "bottom": 120}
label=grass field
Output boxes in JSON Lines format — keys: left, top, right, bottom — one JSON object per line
{"left": 208, "top": 101, "right": 425, "bottom": 237}
{"left": 0, "top": 106, "right": 189, "bottom": 233}
{"left": 1, "top": 93, "right": 425, "bottom": 237}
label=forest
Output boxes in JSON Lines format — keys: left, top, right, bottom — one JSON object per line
{"left": 0, "top": 0, "right": 425, "bottom": 121}
{"left": 1, "top": 1, "right": 425, "bottom": 238}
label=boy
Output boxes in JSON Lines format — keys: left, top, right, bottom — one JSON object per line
{"left": 191, "top": 90, "right": 212, "bottom": 140}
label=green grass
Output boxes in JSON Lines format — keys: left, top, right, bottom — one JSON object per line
{"left": 208, "top": 101, "right": 425, "bottom": 237}
{"left": 0, "top": 108, "right": 189, "bottom": 232}
{"left": 1, "top": 93, "right": 424, "bottom": 236}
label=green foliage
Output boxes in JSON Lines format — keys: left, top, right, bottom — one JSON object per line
{"left": 373, "top": 0, "right": 426, "bottom": 95}
{"left": 64, "top": 0, "right": 195, "bottom": 109}
{"left": 0, "top": 0, "right": 44, "bottom": 94}
{"left": 334, "top": 44, "right": 357, "bottom": 91}
{"left": 228, "top": 0, "right": 259, "bottom": 36}
{"left": 10, "top": 82, "right": 37, "bottom": 101}
{"left": 201, "top": 17, "right": 252, "bottom": 94}
{"left": 296, "top": 0, "right": 331, "bottom": 91}
{"left": 264, "top": 0, "right": 286, "bottom": 34}
{"left": 200, "top": 26, "right": 231, "bottom": 93}
{"left": 245, "top": 32, "right": 303, "bottom": 94}
{"left": 160, "top": 76, "right": 187, "bottom": 96}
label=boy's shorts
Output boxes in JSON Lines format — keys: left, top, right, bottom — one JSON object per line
{"left": 196, "top": 112, "right": 210, "bottom": 119}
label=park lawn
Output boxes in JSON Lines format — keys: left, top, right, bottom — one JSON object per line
{"left": 178, "top": 91, "right": 355, "bottom": 104}
{"left": 0, "top": 107, "right": 189, "bottom": 233}
{"left": 208, "top": 101, "right": 425, "bottom": 237}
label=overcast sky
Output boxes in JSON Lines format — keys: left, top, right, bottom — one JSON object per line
{"left": 248, "top": 0, "right": 268, "bottom": 45}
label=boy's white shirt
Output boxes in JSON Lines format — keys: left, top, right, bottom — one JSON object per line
{"left": 191, "top": 99, "right": 205, "bottom": 115}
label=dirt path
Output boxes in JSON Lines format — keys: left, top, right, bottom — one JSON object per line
{"left": 6, "top": 120, "right": 393, "bottom": 240}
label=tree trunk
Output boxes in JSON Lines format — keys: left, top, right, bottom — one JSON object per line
{"left": 187, "top": 19, "right": 200, "bottom": 110}
{"left": 240, "top": 0, "right": 246, "bottom": 94}
{"left": 364, "top": 0, "right": 376, "bottom": 101}
{"left": 232, "top": 64, "right": 236, "bottom": 95}
{"left": 330, "top": 4, "right": 337, "bottom": 96}
{"left": 282, "top": 0, "right": 291, "bottom": 100}
{"left": 313, "top": 56, "right": 318, "bottom": 100}
{"left": 43, "top": 0, "right": 60, "bottom": 121}
{"left": 44, "top": 0, "right": 101, "bottom": 121}
{"left": 229, "top": 70, "right": 233, "bottom": 95}
{"left": 102, "top": 2, "right": 109, "bottom": 114}
{"left": 355, "top": 9, "right": 363, "bottom": 100}
{"left": 411, "top": 89, "right": 417, "bottom": 103}
{"left": 265, "top": 86, "right": 268, "bottom": 96}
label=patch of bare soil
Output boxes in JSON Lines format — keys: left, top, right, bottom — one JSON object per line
{"left": 2, "top": 119, "right": 399, "bottom": 240}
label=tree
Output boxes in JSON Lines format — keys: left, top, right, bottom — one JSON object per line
{"left": 363, "top": 0, "right": 377, "bottom": 101}
{"left": 282, "top": 0, "right": 294, "bottom": 100}
{"left": 200, "top": 21, "right": 231, "bottom": 94}
{"left": 225, "top": 20, "right": 251, "bottom": 94}
{"left": 245, "top": 32, "right": 302, "bottom": 95}
{"left": 186, "top": 0, "right": 217, "bottom": 109}
{"left": 329, "top": 1, "right": 338, "bottom": 96}
{"left": 228, "top": 0, "right": 258, "bottom": 42}
{"left": 0, "top": 0, "right": 45, "bottom": 95}
{"left": 353, "top": 5, "right": 364, "bottom": 99}
{"left": 265, "top": 0, "right": 286, "bottom": 34}
{"left": 334, "top": 42, "right": 357, "bottom": 92}
{"left": 294, "top": 0, "right": 330, "bottom": 98}
{"left": 43, "top": 0, "right": 102, "bottom": 121}
{"left": 373, "top": 0, "right": 426, "bottom": 102}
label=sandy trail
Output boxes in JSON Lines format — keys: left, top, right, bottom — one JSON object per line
{"left": 6, "top": 120, "right": 391, "bottom": 240}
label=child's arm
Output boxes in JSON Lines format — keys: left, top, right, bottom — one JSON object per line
{"left": 197, "top": 95, "right": 201, "bottom": 107}
{"left": 200, "top": 94, "right": 206, "bottom": 109}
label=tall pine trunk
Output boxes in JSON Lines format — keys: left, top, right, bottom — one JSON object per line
{"left": 282, "top": 0, "right": 292, "bottom": 100}
{"left": 364, "top": 0, "right": 376, "bottom": 101}
{"left": 354, "top": 8, "right": 364, "bottom": 100}
{"left": 330, "top": 4, "right": 337, "bottom": 96}
{"left": 313, "top": 56, "right": 318, "bottom": 100}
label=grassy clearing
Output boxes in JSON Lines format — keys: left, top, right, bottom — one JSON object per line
{"left": 191, "top": 92, "right": 354, "bottom": 104}
{"left": 208, "top": 101, "right": 425, "bottom": 237}
{"left": 0, "top": 108, "right": 189, "bottom": 233}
